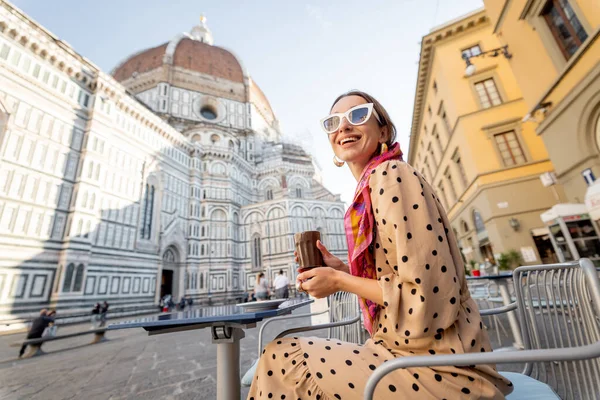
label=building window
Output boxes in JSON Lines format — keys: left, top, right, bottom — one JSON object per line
{"left": 140, "top": 184, "right": 155, "bottom": 239}
{"left": 474, "top": 79, "right": 502, "bottom": 109}
{"left": 438, "top": 101, "right": 452, "bottom": 133}
{"left": 73, "top": 264, "right": 85, "bottom": 292}
{"left": 427, "top": 105, "right": 432, "bottom": 117}
{"left": 543, "top": 0, "right": 588, "bottom": 59}
{"left": 444, "top": 167, "right": 457, "bottom": 205}
{"left": 433, "top": 80, "right": 438, "bottom": 94}
{"left": 62, "top": 263, "right": 75, "bottom": 292}
{"left": 451, "top": 149, "right": 468, "bottom": 188}
{"left": 295, "top": 188, "right": 303, "bottom": 198}
{"left": 423, "top": 157, "right": 434, "bottom": 182}
{"left": 433, "top": 126, "right": 443, "bottom": 155}
{"left": 494, "top": 131, "right": 526, "bottom": 166}
{"left": 437, "top": 182, "right": 449, "bottom": 210}
{"left": 473, "top": 210, "right": 486, "bottom": 234}
{"left": 252, "top": 235, "right": 262, "bottom": 269}
{"left": 266, "top": 188, "right": 273, "bottom": 201}
{"left": 461, "top": 44, "right": 482, "bottom": 59}
{"left": 427, "top": 142, "right": 437, "bottom": 169}
{"left": 461, "top": 219, "right": 470, "bottom": 233}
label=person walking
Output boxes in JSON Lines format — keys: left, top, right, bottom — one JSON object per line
{"left": 273, "top": 269, "right": 290, "bottom": 299}
{"left": 19, "top": 309, "right": 56, "bottom": 358}
{"left": 99, "top": 301, "right": 109, "bottom": 327}
{"left": 248, "top": 91, "right": 512, "bottom": 399}
{"left": 91, "top": 303, "right": 101, "bottom": 328}
{"left": 254, "top": 272, "right": 269, "bottom": 301}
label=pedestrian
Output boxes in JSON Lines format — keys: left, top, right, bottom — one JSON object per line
{"left": 19, "top": 309, "right": 56, "bottom": 358}
{"left": 178, "top": 296, "right": 186, "bottom": 311}
{"left": 273, "top": 269, "right": 290, "bottom": 299}
{"left": 43, "top": 310, "right": 58, "bottom": 337}
{"left": 254, "top": 272, "right": 269, "bottom": 301}
{"left": 91, "top": 303, "right": 102, "bottom": 328}
{"left": 99, "top": 301, "right": 109, "bottom": 327}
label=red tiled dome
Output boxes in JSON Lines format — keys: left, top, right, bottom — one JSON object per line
{"left": 112, "top": 38, "right": 244, "bottom": 83}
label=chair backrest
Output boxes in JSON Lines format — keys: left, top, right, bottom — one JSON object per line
{"left": 327, "top": 291, "right": 363, "bottom": 344}
{"left": 513, "top": 259, "right": 600, "bottom": 400}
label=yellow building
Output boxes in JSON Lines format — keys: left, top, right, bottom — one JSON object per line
{"left": 481, "top": 0, "right": 600, "bottom": 263}
{"left": 408, "top": 9, "right": 564, "bottom": 266}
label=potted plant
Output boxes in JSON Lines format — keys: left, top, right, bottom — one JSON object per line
{"left": 497, "top": 250, "right": 524, "bottom": 270}
{"left": 469, "top": 259, "right": 481, "bottom": 277}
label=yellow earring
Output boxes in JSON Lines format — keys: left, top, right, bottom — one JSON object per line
{"left": 380, "top": 142, "right": 388, "bottom": 155}
{"left": 333, "top": 155, "right": 345, "bottom": 167}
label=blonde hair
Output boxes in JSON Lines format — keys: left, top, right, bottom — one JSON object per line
{"left": 330, "top": 90, "right": 397, "bottom": 147}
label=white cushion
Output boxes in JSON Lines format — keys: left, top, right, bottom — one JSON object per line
{"left": 501, "top": 372, "right": 560, "bottom": 399}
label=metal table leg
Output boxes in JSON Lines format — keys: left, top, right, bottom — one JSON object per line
{"left": 212, "top": 325, "right": 246, "bottom": 400}
{"left": 498, "top": 281, "right": 524, "bottom": 349}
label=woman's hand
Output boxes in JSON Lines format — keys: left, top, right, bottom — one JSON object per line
{"left": 294, "top": 240, "right": 349, "bottom": 273}
{"left": 296, "top": 267, "right": 341, "bottom": 299}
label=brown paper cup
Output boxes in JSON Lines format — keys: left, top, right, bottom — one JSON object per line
{"left": 294, "top": 231, "right": 324, "bottom": 270}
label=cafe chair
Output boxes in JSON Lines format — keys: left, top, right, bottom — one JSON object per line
{"left": 468, "top": 280, "right": 510, "bottom": 345}
{"left": 241, "top": 291, "right": 362, "bottom": 386}
{"left": 365, "top": 259, "right": 600, "bottom": 400}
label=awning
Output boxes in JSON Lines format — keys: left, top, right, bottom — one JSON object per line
{"left": 540, "top": 203, "right": 589, "bottom": 224}
{"left": 585, "top": 181, "right": 600, "bottom": 220}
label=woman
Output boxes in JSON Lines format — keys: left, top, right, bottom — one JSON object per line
{"left": 247, "top": 91, "right": 513, "bottom": 399}
{"left": 254, "top": 272, "right": 269, "bottom": 301}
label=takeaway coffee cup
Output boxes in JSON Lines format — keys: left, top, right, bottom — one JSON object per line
{"left": 294, "top": 231, "right": 324, "bottom": 271}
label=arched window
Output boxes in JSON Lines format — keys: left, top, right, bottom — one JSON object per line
{"left": 200, "top": 273, "right": 204, "bottom": 289}
{"left": 140, "top": 184, "right": 155, "bottom": 239}
{"left": 461, "top": 219, "right": 469, "bottom": 233}
{"left": 473, "top": 210, "right": 486, "bottom": 234}
{"left": 54, "top": 265, "right": 63, "bottom": 293}
{"left": 266, "top": 188, "right": 274, "bottom": 201}
{"left": 252, "top": 234, "right": 262, "bottom": 269}
{"left": 163, "top": 248, "right": 176, "bottom": 262}
{"left": 185, "top": 271, "right": 190, "bottom": 290}
{"left": 295, "top": 187, "right": 303, "bottom": 198}
{"left": 73, "top": 264, "right": 85, "bottom": 292}
{"left": 62, "top": 263, "right": 75, "bottom": 292}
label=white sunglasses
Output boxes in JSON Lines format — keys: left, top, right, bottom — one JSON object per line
{"left": 320, "top": 103, "right": 382, "bottom": 134}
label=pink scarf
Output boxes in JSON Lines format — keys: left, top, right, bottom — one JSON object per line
{"left": 344, "top": 143, "right": 403, "bottom": 335}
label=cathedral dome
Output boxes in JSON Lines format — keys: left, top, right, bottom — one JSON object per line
{"left": 111, "top": 16, "right": 279, "bottom": 139}
{"left": 111, "top": 17, "right": 244, "bottom": 84}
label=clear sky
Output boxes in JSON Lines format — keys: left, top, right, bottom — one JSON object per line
{"left": 12, "top": 0, "right": 484, "bottom": 204}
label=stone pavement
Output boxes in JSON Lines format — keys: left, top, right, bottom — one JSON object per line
{"left": 0, "top": 303, "right": 529, "bottom": 400}
{"left": 0, "top": 304, "right": 327, "bottom": 400}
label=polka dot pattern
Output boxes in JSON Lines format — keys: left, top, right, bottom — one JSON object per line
{"left": 247, "top": 160, "right": 514, "bottom": 400}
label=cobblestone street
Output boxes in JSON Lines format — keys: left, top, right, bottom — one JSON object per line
{"left": 0, "top": 305, "right": 328, "bottom": 400}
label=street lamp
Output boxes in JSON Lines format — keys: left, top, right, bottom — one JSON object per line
{"left": 462, "top": 45, "right": 513, "bottom": 77}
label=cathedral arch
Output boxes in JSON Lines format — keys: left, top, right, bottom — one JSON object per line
{"left": 287, "top": 176, "right": 310, "bottom": 188}
{"left": 258, "top": 177, "right": 279, "bottom": 190}
{"left": 290, "top": 204, "right": 309, "bottom": 216}
{"left": 310, "top": 205, "right": 327, "bottom": 217}
{"left": 244, "top": 210, "right": 265, "bottom": 223}
{"left": 328, "top": 207, "right": 344, "bottom": 218}
{"left": 266, "top": 206, "right": 285, "bottom": 219}
{"left": 210, "top": 161, "right": 227, "bottom": 176}
{"left": 210, "top": 208, "right": 228, "bottom": 221}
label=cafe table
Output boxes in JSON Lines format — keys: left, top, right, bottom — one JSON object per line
{"left": 466, "top": 272, "right": 524, "bottom": 349}
{"left": 109, "top": 298, "right": 313, "bottom": 400}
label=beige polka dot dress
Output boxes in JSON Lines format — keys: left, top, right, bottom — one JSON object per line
{"left": 248, "top": 160, "right": 513, "bottom": 399}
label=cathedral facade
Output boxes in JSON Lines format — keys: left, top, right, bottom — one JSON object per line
{"left": 0, "top": 3, "right": 347, "bottom": 320}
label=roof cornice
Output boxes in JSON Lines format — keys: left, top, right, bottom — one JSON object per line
{"left": 407, "top": 9, "right": 489, "bottom": 164}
